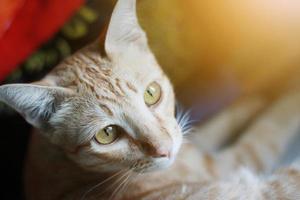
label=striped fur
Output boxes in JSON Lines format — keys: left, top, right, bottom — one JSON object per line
{"left": 0, "top": 0, "right": 300, "bottom": 199}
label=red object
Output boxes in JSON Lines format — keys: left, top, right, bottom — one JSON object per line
{"left": 0, "top": 0, "right": 84, "bottom": 82}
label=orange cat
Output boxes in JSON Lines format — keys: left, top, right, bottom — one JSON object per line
{"left": 0, "top": 0, "right": 300, "bottom": 199}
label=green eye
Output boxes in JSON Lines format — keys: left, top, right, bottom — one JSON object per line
{"left": 95, "top": 126, "right": 119, "bottom": 145}
{"left": 144, "top": 82, "right": 162, "bottom": 106}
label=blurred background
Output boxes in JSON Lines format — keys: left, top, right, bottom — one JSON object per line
{"left": 1, "top": 0, "right": 300, "bottom": 199}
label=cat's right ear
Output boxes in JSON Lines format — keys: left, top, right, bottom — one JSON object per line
{"left": 104, "top": 0, "right": 149, "bottom": 58}
{"left": 0, "top": 84, "right": 73, "bottom": 129}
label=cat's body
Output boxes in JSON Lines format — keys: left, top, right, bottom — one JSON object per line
{"left": 1, "top": 0, "right": 300, "bottom": 199}
{"left": 24, "top": 87, "right": 300, "bottom": 200}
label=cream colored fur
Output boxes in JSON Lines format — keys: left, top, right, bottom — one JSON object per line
{"left": 0, "top": 0, "right": 300, "bottom": 199}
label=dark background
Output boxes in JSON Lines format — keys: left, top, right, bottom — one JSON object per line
{"left": 0, "top": 1, "right": 113, "bottom": 199}
{"left": 0, "top": 115, "right": 30, "bottom": 200}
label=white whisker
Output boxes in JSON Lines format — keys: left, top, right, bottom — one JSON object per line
{"left": 94, "top": 169, "right": 132, "bottom": 199}
{"left": 81, "top": 169, "right": 127, "bottom": 200}
{"left": 117, "top": 173, "right": 135, "bottom": 199}
{"left": 109, "top": 170, "right": 132, "bottom": 200}
{"left": 176, "top": 104, "right": 196, "bottom": 135}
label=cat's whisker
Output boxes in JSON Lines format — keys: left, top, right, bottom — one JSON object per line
{"left": 94, "top": 169, "right": 132, "bottom": 199}
{"left": 182, "top": 125, "right": 196, "bottom": 136}
{"left": 114, "top": 162, "right": 142, "bottom": 199}
{"left": 176, "top": 105, "right": 189, "bottom": 125}
{"left": 80, "top": 169, "right": 127, "bottom": 200}
{"left": 111, "top": 162, "right": 145, "bottom": 200}
{"left": 176, "top": 106, "right": 197, "bottom": 135}
{"left": 108, "top": 170, "right": 133, "bottom": 200}
{"left": 117, "top": 172, "right": 136, "bottom": 199}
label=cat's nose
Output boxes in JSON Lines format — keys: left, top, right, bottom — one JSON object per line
{"left": 151, "top": 148, "right": 171, "bottom": 158}
{"left": 140, "top": 141, "right": 171, "bottom": 158}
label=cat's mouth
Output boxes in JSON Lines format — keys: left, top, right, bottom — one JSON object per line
{"left": 131, "top": 157, "right": 175, "bottom": 173}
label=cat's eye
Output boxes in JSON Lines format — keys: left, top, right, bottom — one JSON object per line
{"left": 95, "top": 125, "right": 119, "bottom": 145}
{"left": 144, "top": 82, "right": 162, "bottom": 106}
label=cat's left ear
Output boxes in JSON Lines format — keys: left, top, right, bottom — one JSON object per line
{"left": 105, "top": 0, "right": 148, "bottom": 58}
{"left": 0, "top": 84, "right": 73, "bottom": 129}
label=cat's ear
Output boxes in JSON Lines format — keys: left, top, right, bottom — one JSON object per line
{"left": 105, "top": 0, "right": 148, "bottom": 58}
{"left": 0, "top": 84, "right": 73, "bottom": 128}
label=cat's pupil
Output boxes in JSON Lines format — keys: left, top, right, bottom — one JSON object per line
{"left": 105, "top": 130, "right": 110, "bottom": 136}
{"left": 147, "top": 89, "right": 154, "bottom": 97}
{"left": 104, "top": 127, "right": 113, "bottom": 136}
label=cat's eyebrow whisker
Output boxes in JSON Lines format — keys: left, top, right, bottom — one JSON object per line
{"left": 80, "top": 168, "right": 127, "bottom": 200}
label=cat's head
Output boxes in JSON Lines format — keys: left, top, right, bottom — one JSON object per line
{"left": 0, "top": 0, "right": 184, "bottom": 173}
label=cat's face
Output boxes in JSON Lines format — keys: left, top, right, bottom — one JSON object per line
{"left": 47, "top": 42, "right": 182, "bottom": 173}
{"left": 0, "top": 0, "right": 183, "bottom": 173}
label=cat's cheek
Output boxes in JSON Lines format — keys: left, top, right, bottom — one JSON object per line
{"left": 165, "top": 157, "right": 176, "bottom": 169}
{"left": 154, "top": 158, "right": 176, "bottom": 171}
{"left": 171, "top": 129, "right": 184, "bottom": 159}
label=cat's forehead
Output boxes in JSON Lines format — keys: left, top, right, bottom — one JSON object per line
{"left": 111, "top": 51, "right": 165, "bottom": 85}
{"left": 49, "top": 46, "right": 169, "bottom": 102}
{"left": 92, "top": 45, "right": 162, "bottom": 82}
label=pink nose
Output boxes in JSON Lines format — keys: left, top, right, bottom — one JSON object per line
{"left": 151, "top": 148, "right": 170, "bottom": 158}
{"left": 140, "top": 141, "right": 171, "bottom": 158}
